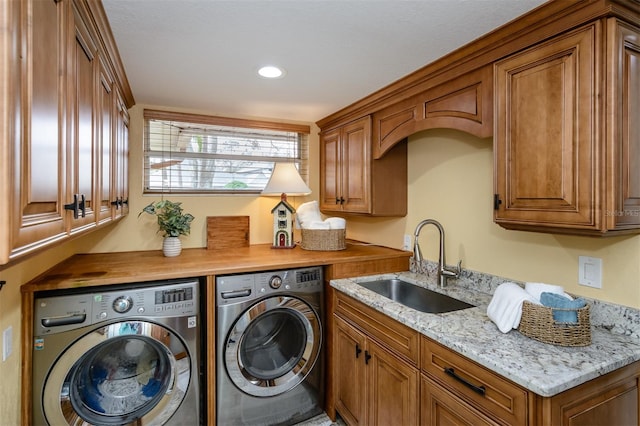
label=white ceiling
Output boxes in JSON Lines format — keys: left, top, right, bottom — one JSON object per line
{"left": 102, "top": 0, "right": 548, "bottom": 124}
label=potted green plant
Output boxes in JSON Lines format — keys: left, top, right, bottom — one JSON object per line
{"left": 139, "top": 200, "right": 195, "bottom": 257}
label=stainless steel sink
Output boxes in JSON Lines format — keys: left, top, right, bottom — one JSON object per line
{"left": 358, "top": 279, "right": 474, "bottom": 314}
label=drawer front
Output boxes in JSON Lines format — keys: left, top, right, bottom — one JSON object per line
{"left": 334, "top": 292, "right": 419, "bottom": 365}
{"left": 421, "top": 337, "right": 529, "bottom": 425}
{"left": 421, "top": 374, "right": 501, "bottom": 426}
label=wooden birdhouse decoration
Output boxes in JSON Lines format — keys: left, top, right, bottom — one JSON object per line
{"left": 271, "top": 194, "right": 296, "bottom": 248}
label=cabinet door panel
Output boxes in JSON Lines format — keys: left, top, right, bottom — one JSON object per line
{"left": 334, "top": 316, "right": 367, "bottom": 425}
{"left": 342, "top": 118, "right": 370, "bottom": 213}
{"left": 113, "top": 91, "right": 129, "bottom": 219}
{"left": 367, "top": 342, "right": 419, "bottom": 426}
{"left": 97, "top": 58, "right": 113, "bottom": 224}
{"left": 495, "top": 23, "right": 598, "bottom": 230}
{"left": 609, "top": 20, "right": 640, "bottom": 229}
{"left": 68, "top": 3, "right": 97, "bottom": 232}
{"left": 320, "top": 127, "right": 341, "bottom": 212}
{"left": 12, "top": 0, "right": 67, "bottom": 258}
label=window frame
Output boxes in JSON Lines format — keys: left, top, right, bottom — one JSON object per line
{"left": 143, "top": 109, "right": 310, "bottom": 195}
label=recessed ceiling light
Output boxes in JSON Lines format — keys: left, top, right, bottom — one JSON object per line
{"left": 258, "top": 65, "right": 285, "bottom": 79}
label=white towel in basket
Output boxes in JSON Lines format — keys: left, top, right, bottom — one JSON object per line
{"left": 487, "top": 282, "right": 538, "bottom": 333}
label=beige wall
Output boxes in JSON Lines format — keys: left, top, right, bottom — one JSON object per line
{"left": 346, "top": 129, "right": 640, "bottom": 309}
{"left": 2, "top": 108, "right": 639, "bottom": 424}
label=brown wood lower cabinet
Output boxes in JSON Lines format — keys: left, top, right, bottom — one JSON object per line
{"left": 330, "top": 290, "right": 640, "bottom": 426}
{"left": 422, "top": 337, "right": 529, "bottom": 425}
{"left": 333, "top": 292, "right": 420, "bottom": 426}
{"left": 537, "top": 361, "right": 640, "bottom": 426}
{"left": 334, "top": 316, "right": 419, "bottom": 426}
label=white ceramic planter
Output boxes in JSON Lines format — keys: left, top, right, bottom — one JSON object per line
{"left": 162, "top": 236, "right": 182, "bottom": 257}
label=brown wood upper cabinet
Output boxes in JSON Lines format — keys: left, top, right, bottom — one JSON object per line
{"left": 494, "top": 18, "right": 640, "bottom": 235}
{"left": 0, "top": 0, "right": 132, "bottom": 265}
{"left": 319, "top": 116, "right": 408, "bottom": 216}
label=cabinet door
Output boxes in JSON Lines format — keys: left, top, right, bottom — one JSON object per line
{"left": 9, "top": 0, "right": 68, "bottom": 261}
{"left": 113, "top": 90, "right": 129, "bottom": 219}
{"left": 494, "top": 23, "right": 599, "bottom": 231}
{"left": 334, "top": 316, "right": 367, "bottom": 426}
{"left": 341, "top": 117, "right": 371, "bottom": 214}
{"left": 97, "top": 57, "right": 113, "bottom": 224}
{"left": 421, "top": 375, "right": 499, "bottom": 426}
{"left": 367, "top": 341, "right": 419, "bottom": 426}
{"left": 320, "top": 127, "right": 342, "bottom": 212}
{"left": 542, "top": 359, "right": 640, "bottom": 426}
{"left": 607, "top": 19, "right": 640, "bottom": 230}
{"left": 67, "top": 1, "right": 97, "bottom": 233}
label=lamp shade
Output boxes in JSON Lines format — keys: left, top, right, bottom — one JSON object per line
{"left": 262, "top": 162, "right": 311, "bottom": 196}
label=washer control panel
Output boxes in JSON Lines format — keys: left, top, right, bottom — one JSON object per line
{"left": 34, "top": 279, "right": 199, "bottom": 336}
{"left": 216, "top": 267, "right": 323, "bottom": 305}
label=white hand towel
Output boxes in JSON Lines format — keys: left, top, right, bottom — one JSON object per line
{"left": 307, "top": 220, "right": 331, "bottom": 230}
{"left": 524, "top": 282, "right": 571, "bottom": 302}
{"left": 325, "top": 217, "right": 346, "bottom": 230}
{"left": 487, "top": 282, "right": 538, "bottom": 333}
{"left": 296, "top": 201, "right": 323, "bottom": 229}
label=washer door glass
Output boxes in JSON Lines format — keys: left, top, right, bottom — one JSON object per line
{"left": 43, "top": 321, "right": 191, "bottom": 426}
{"left": 225, "top": 296, "right": 321, "bottom": 397}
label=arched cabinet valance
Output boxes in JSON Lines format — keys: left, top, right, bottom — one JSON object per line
{"left": 372, "top": 65, "right": 493, "bottom": 159}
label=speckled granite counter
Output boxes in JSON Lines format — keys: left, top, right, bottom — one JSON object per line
{"left": 330, "top": 271, "right": 640, "bottom": 397}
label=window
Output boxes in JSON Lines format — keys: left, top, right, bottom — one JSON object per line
{"left": 143, "top": 110, "right": 310, "bottom": 194}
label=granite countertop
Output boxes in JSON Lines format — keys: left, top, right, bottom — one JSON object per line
{"left": 330, "top": 271, "right": 640, "bottom": 397}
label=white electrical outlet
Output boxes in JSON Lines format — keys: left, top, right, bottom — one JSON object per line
{"left": 578, "top": 256, "right": 602, "bottom": 288}
{"left": 3, "top": 326, "right": 12, "bottom": 361}
{"left": 403, "top": 234, "right": 411, "bottom": 251}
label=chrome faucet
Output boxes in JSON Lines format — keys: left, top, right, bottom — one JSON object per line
{"left": 413, "top": 219, "right": 462, "bottom": 287}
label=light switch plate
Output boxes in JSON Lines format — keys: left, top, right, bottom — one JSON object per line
{"left": 403, "top": 234, "right": 411, "bottom": 251}
{"left": 2, "top": 326, "right": 12, "bottom": 361}
{"left": 578, "top": 256, "right": 602, "bottom": 288}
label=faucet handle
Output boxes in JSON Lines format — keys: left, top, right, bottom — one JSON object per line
{"left": 442, "top": 259, "right": 462, "bottom": 279}
{"left": 454, "top": 259, "right": 462, "bottom": 277}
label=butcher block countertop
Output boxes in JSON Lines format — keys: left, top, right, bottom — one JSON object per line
{"left": 21, "top": 242, "right": 411, "bottom": 292}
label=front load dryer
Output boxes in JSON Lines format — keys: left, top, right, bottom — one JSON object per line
{"left": 216, "top": 267, "right": 324, "bottom": 425}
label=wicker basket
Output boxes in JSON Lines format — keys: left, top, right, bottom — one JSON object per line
{"left": 300, "top": 228, "right": 346, "bottom": 251}
{"left": 518, "top": 301, "right": 591, "bottom": 346}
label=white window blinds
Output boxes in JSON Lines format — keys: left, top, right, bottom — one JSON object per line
{"left": 143, "top": 110, "right": 310, "bottom": 194}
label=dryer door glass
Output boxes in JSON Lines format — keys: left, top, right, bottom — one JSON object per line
{"left": 225, "top": 296, "right": 321, "bottom": 397}
{"left": 69, "top": 335, "right": 172, "bottom": 423}
{"left": 42, "top": 321, "right": 191, "bottom": 426}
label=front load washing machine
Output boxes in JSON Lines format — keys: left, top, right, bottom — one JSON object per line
{"left": 216, "top": 266, "right": 324, "bottom": 425}
{"left": 32, "top": 278, "right": 202, "bottom": 426}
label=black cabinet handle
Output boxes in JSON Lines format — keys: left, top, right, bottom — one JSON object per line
{"left": 339, "top": 196, "right": 345, "bottom": 205}
{"left": 365, "top": 351, "right": 371, "bottom": 364}
{"left": 111, "top": 197, "right": 127, "bottom": 209}
{"left": 444, "top": 367, "right": 486, "bottom": 396}
{"left": 335, "top": 197, "right": 340, "bottom": 205}
{"left": 493, "top": 194, "right": 503, "bottom": 210}
{"left": 355, "top": 344, "right": 362, "bottom": 358}
{"left": 64, "top": 194, "right": 80, "bottom": 219}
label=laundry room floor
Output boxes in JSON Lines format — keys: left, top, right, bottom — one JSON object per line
{"left": 297, "top": 413, "right": 346, "bottom": 426}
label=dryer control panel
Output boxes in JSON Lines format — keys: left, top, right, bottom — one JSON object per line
{"left": 34, "top": 279, "right": 199, "bottom": 336}
{"left": 216, "top": 266, "right": 323, "bottom": 305}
